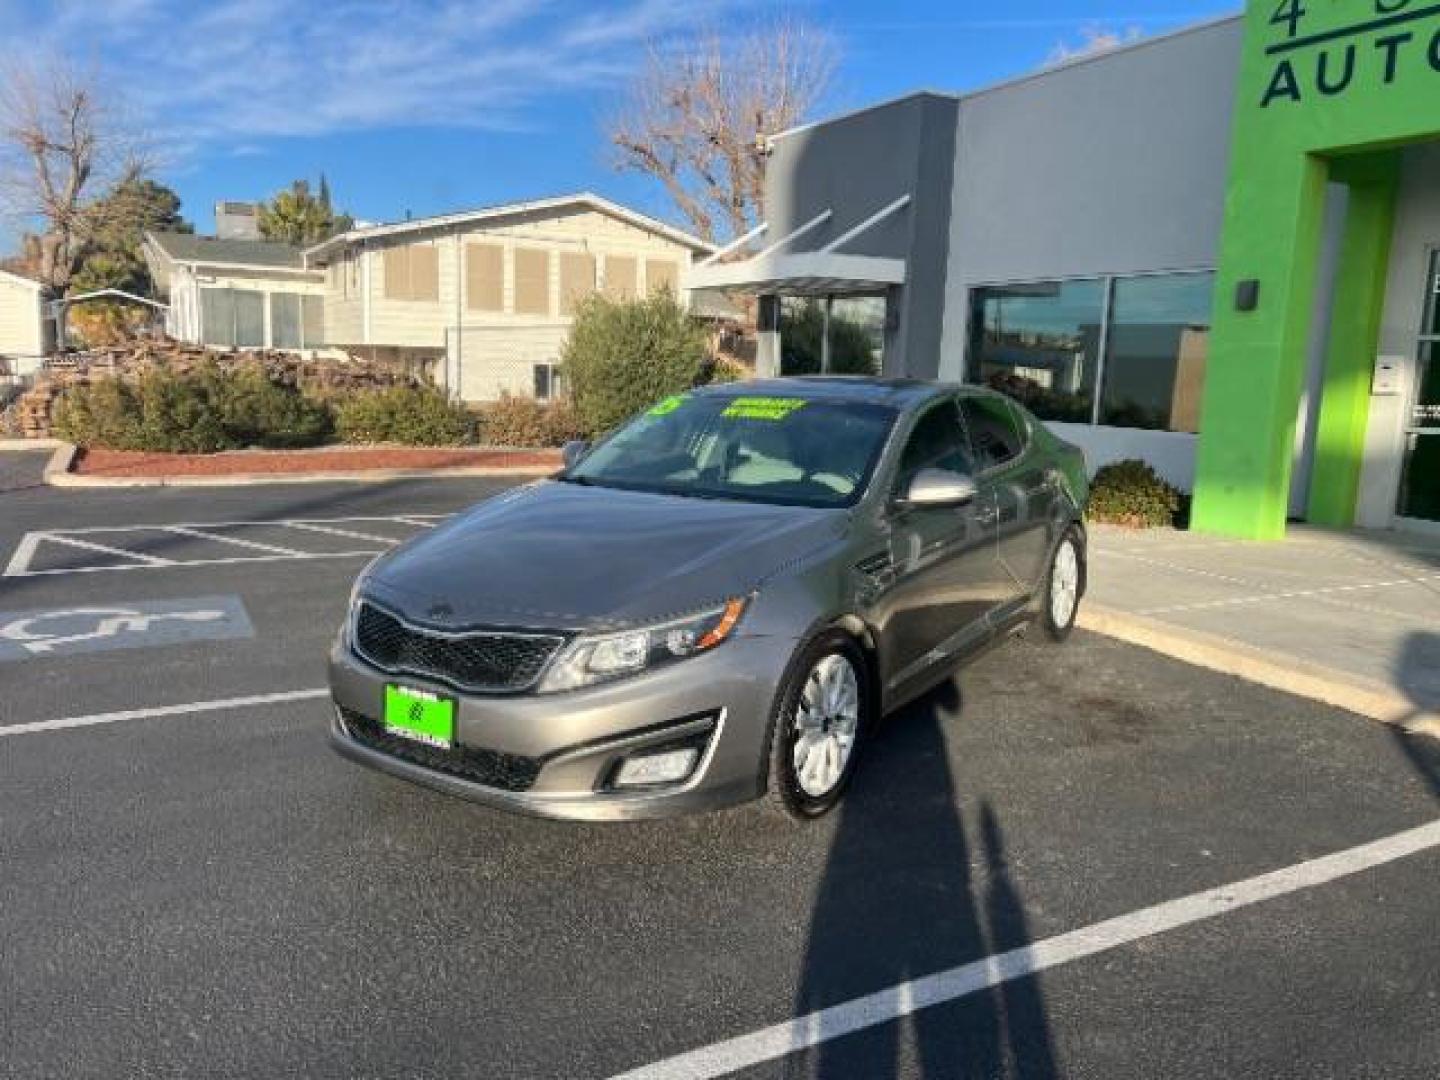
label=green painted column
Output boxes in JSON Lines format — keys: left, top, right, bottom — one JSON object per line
{"left": 1190, "top": 153, "right": 1329, "bottom": 541}
{"left": 1190, "top": 1, "right": 1440, "bottom": 540}
{"left": 1306, "top": 153, "right": 1399, "bottom": 527}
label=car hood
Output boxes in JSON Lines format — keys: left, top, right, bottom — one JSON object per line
{"left": 365, "top": 480, "right": 847, "bottom": 631}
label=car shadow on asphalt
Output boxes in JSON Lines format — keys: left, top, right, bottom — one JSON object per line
{"left": 791, "top": 677, "right": 1059, "bottom": 1079}
{"left": 1392, "top": 631, "right": 1440, "bottom": 802}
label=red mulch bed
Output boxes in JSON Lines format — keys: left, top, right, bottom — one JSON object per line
{"left": 75, "top": 445, "right": 561, "bottom": 478}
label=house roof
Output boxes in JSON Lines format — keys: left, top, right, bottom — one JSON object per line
{"left": 303, "top": 192, "right": 715, "bottom": 263}
{"left": 145, "top": 231, "right": 308, "bottom": 270}
{"left": 0, "top": 266, "right": 45, "bottom": 291}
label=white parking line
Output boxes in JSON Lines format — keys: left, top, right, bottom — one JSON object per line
{"left": 1140, "top": 572, "right": 1440, "bottom": 616}
{"left": 608, "top": 817, "right": 1440, "bottom": 1080}
{"left": 283, "top": 521, "right": 401, "bottom": 545}
{"left": 3, "top": 532, "right": 44, "bottom": 577}
{"left": 2, "top": 513, "right": 453, "bottom": 577}
{"left": 8, "top": 551, "right": 382, "bottom": 578}
{"left": 163, "top": 525, "right": 308, "bottom": 557}
{"left": 43, "top": 533, "right": 174, "bottom": 566}
{"left": 0, "top": 688, "right": 329, "bottom": 738}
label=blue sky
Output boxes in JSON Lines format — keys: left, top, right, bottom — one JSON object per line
{"left": 0, "top": 0, "right": 1236, "bottom": 242}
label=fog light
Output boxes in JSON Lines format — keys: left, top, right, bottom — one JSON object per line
{"left": 613, "top": 747, "right": 699, "bottom": 788}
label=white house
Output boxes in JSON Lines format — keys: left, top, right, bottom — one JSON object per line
{"left": 0, "top": 268, "right": 52, "bottom": 378}
{"left": 303, "top": 192, "right": 714, "bottom": 401}
{"left": 142, "top": 232, "right": 327, "bottom": 352}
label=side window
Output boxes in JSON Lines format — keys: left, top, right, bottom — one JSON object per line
{"left": 960, "top": 395, "right": 1027, "bottom": 470}
{"left": 897, "top": 401, "right": 975, "bottom": 491}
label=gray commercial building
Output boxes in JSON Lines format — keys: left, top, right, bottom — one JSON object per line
{"left": 687, "top": 8, "right": 1440, "bottom": 537}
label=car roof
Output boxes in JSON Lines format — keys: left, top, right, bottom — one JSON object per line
{"left": 691, "top": 376, "right": 963, "bottom": 410}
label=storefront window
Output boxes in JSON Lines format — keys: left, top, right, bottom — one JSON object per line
{"left": 1100, "top": 273, "right": 1215, "bottom": 432}
{"left": 780, "top": 296, "right": 883, "bottom": 375}
{"left": 967, "top": 280, "right": 1104, "bottom": 423}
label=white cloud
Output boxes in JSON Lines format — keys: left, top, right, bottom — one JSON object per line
{"left": 1046, "top": 23, "right": 1145, "bottom": 66}
{"left": 16, "top": 0, "right": 746, "bottom": 155}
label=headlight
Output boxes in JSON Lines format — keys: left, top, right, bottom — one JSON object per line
{"left": 538, "top": 597, "right": 748, "bottom": 693}
{"left": 345, "top": 557, "right": 383, "bottom": 639}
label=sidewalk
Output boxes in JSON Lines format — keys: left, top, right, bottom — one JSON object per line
{"left": 1082, "top": 523, "right": 1440, "bottom": 733}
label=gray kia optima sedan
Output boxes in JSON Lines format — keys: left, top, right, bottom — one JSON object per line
{"left": 329, "top": 378, "right": 1089, "bottom": 822}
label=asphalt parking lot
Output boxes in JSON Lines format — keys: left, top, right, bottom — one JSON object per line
{"left": 2, "top": 448, "right": 1438, "bottom": 1079}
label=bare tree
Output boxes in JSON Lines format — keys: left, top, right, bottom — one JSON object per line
{"left": 608, "top": 20, "right": 837, "bottom": 244}
{"left": 0, "top": 56, "right": 147, "bottom": 292}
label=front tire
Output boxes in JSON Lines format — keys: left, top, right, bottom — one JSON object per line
{"left": 1041, "top": 528, "right": 1084, "bottom": 642}
{"left": 764, "top": 631, "right": 872, "bottom": 821}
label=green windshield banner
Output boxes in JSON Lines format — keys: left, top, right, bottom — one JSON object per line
{"left": 722, "top": 397, "right": 808, "bottom": 421}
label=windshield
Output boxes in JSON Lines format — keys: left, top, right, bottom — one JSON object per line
{"left": 567, "top": 393, "right": 897, "bottom": 508}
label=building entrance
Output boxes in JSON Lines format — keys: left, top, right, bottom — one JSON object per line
{"left": 1397, "top": 250, "right": 1440, "bottom": 524}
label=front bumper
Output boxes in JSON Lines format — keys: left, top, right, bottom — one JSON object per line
{"left": 327, "top": 634, "right": 793, "bottom": 821}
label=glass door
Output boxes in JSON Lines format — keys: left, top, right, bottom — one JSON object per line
{"left": 1396, "top": 250, "right": 1440, "bottom": 523}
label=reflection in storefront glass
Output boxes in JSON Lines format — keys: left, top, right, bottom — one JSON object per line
{"left": 967, "top": 280, "right": 1104, "bottom": 423}
{"left": 1101, "top": 273, "right": 1215, "bottom": 433}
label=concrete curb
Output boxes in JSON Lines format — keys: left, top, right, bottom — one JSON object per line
{"left": 0, "top": 438, "right": 62, "bottom": 450}
{"left": 1077, "top": 602, "right": 1440, "bottom": 739}
{"left": 42, "top": 443, "right": 78, "bottom": 484}
{"left": 39, "top": 443, "right": 558, "bottom": 488}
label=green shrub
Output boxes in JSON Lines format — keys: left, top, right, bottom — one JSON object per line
{"left": 561, "top": 292, "right": 710, "bottom": 436}
{"left": 132, "top": 368, "right": 233, "bottom": 452}
{"left": 1088, "top": 459, "right": 1188, "bottom": 529}
{"left": 53, "top": 377, "right": 142, "bottom": 449}
{"left": 210, "top": 365, "right": 332, "bottom": 448}
{"left": 333, "top": 385, "right": 475, "bottom": 445}
{"left": 477, "top": 393, "right": 584, "bottom": 447}
{"left": 54, "top": 370, "right": 236, "bottom": 452}
{"left": 53, "top": 364, "right": 332, "bottom": 452}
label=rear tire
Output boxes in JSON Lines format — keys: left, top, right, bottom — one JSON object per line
{"left": 1041, "top": 528, "right": 1084, "bottom": 642}
{"left": 764, "top": 631, "right": 872, "bottom": 821}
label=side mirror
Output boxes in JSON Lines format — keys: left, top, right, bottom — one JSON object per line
{"left": 561, "top": 439, "right": 591, "bottom": 470}
{"left": 901, "top": 468, "right": 978, "bottom": 509}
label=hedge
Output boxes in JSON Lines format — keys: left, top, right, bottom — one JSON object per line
{"left": 1087, "top": 459, "right": 1188, "bottom": 529}
{"left": 332, "top": 385, "right": 475, "bottom": 446}
{"left": 476, "top": 393, "right": 584, "bottom": 447}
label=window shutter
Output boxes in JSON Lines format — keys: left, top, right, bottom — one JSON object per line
{"left": 645, "top": 259, "right": 678, "bottom": 297}
{"left": 410, "top": 244, "right": 439, "bottom": 301}
{"left": 514, "top": 248, "right": 550, "bottom": 315}
{"left": 466, "top": 243, "right": 504, "bottom": 311}
{"left": 383, "top": 246, "right": 410, "bottom": 300}
{"left": 559, "top": 252, "right": 596, "bottom": 315}
{"left": 603, "top": 255, "right": 636, "bottom": 300}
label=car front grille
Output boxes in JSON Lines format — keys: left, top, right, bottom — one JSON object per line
{"left": 353, "top": 602, "right": 564, "bottom": 693}
{"left": 339, "top": 707, "right": 543, "bottom": 792}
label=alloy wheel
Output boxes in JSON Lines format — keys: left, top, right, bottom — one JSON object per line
{"left": 1050, "top": 538, "right": 1080, "bottom": 628}
{"left": 791, "top": 653, "right": 860, "bottom": 798}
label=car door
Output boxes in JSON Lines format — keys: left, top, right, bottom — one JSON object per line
{"left": 875, "top": 398, "right": 1011, "bottom": 696}
{"left": 959, "top": 393, "right": 1056, "bottom": 600}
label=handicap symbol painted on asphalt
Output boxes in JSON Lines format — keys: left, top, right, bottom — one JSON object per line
{"left": 0, "top": 596, "right": 254, "bottom": 661}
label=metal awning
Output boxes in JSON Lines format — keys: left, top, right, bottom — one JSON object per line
{"left": 684, "top": 194, "right": 911, "bottom": 297}
{"left": 684, "top": 252, "right": 905, "bottom": 297}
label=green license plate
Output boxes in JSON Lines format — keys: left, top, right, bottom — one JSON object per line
{"left": 383, "top": 685, "right": 455, "bottom": 748}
